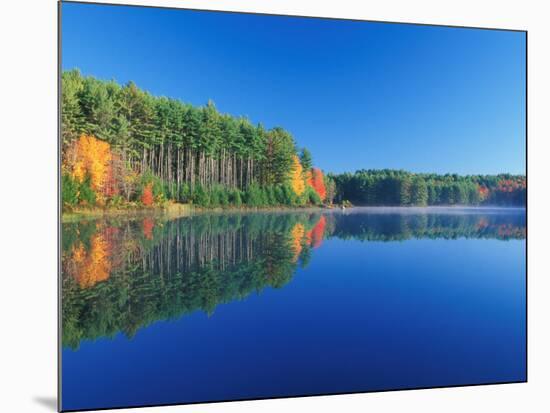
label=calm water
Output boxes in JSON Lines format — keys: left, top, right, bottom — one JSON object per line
{"left": 61, "top": 207, "right": 526, "bottom": 411}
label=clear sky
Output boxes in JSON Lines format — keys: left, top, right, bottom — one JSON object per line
{"left": 61, "top": 2, "right": 526, "bottom": 175}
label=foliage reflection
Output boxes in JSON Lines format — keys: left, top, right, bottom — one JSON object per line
{"left": 62, "top": 210, "right": 525, "bottom": 349}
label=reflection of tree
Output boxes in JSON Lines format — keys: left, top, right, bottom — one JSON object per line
{"left": 61, "top": 210, "right": 523, "bottom": 349}
{"left": 62, "top": 225, "right": 118, "bottom": 288}
{"left": 262, "top": 232, "right": 297, "bottom": 288}
{"left": 62, "top": 212, "right": 326, "bottom": 349}
{"left": 330, "top": 212, "right": 525, "bottom": 241}
{"left": 307, "top": 215, "right": 326, "bottom": 248}
{"left": 290, "top": 223, "right": 305, "bottom": 261}
{"left": 142, "top": 217, "right": 154, "bottom": 240}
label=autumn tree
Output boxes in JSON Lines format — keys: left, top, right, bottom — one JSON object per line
{"left": 70, "top": 134, "right": 113, "bottom": 197}
{"left": 141, "top": 183, "right": 154, "bottom": 206}
{"left": 310, "top": 168, "right": 326, "bottom": 201}
{"left": 290, "top": 155, "right": 305, "bottom": 196}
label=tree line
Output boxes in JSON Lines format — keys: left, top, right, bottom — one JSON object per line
{"left": 331, "top": 169, "right": 526, "bottom": 207}
{"left": 61, "top": 70, "right": 330, "bottom": 210}
{"left": 62, "top": 70, "right": 525, "bottom": 210}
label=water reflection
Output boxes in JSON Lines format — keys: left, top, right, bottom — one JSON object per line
{"left": 61, "top": 208, "right": 525, "bottom": 349}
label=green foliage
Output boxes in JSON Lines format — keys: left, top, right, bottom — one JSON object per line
{"left": 229, "top": 189, "right": 243, "bottom": 207}
{"left": 410, "top": 177, "right": 428, "bottom": 206}
{"left": 280, "top": 184, "right": 297, "bottom": 206}
{"left": 324, "top": 175, "right": 336, "bottom": 205}
{"left": 399, "top": 176, "right": 412, "bottom": 206}
{"left": 332, "top": 169, "right": 525, "bottom": 207}
{"left": 107, "top": 194, "right": 125, "bottom": 207}
{"left": 244, "top": 184, "right": 266, "bottom": 207}
{"left": 305, "top": 186, "right": 322, "bottom": 206}
{"left": 192, "top": 185, "right": 210, "bottom": 207}
{"left": 299, "top": 148, "right": 313, "bottom": 172}
{"left": 265, "top": 185, "right": 276, "bottom": 205}
{"left": 273, "top": 185, "right": 285, "bottom": 205}
{"left": 179, "top": 183, "right": 191, "bottom": 203}
{"left": 218, "top": 187, "right": 230, "bottom": 207}
{"left": 261, "top": 127, "right": 296, "bottom": 186}
{"left": 62, "top": 173, "right": 79, "bottom": 209}
{"left": 78, "top": 176, "right": 96, "bottom": 206}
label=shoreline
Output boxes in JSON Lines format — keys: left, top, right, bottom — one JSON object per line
{"left": 61, "top": 203, "right": 331, "bottom": 223}
{"left": 61, "top": 203, "right": 525, "bottom": 223}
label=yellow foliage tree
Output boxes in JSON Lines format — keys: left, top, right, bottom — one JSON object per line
{"left": 290, "top": 155, "right": 305, "bottom": 196}
{"left": 71, "top": 134, "right": 113, "bottom": 203}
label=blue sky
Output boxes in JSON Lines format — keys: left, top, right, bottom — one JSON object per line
{"left": 61, "top": 2, "right": 526, "bottom": 175}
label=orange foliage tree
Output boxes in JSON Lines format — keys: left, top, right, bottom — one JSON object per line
{"left": 310, "top": 168, "right": 326, "bottom": 201}
{"left": 290, "top": 155, "right": 305, "bottom": 196}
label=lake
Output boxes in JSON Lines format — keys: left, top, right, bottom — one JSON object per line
{"left": 61, "top": 207, "right": 526, "bottom": 411}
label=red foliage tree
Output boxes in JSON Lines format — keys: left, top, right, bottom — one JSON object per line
{"left": 141, "top": 183, "right": 154, "bottom": 206}
{"left": 310, "top": 168, "right": 326, "bottom": 201}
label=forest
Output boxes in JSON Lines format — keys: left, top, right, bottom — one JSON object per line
{"left": 61, "top": 70, "right": 332, "bottom": 211}
{"left": 61, "top": 69, "right": 526, "bottom": 211}
{"left": 331, "top": 170, "right": 526, "bottom": 207}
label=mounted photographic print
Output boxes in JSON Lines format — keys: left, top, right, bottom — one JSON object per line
{"left": 59, "top": 1, "right": 527, "bottom": 411}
